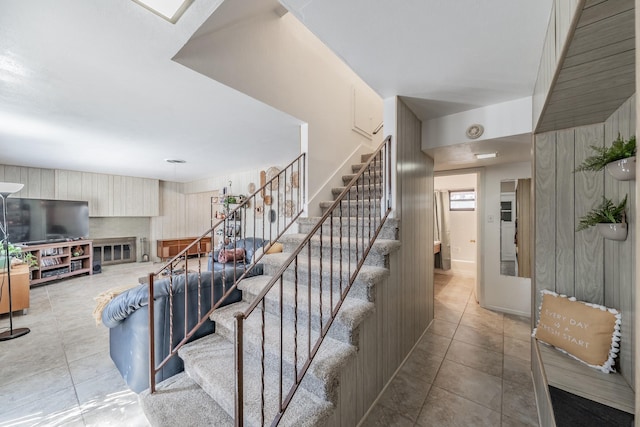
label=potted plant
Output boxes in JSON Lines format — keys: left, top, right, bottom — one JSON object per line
{"left": 575, "top": 134, "right": 636, "bottom": 180}
{"left": 576, "top": 195, "right": 628, "bottom": 241}
{"left": 0, "top": 242, "right": 37, "bottom": 270}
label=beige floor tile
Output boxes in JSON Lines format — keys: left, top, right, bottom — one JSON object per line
{"left": 445, "top": 339, "right": 503, "bottom": 378}
{"left": 453, "top": 323, "right": 503, "bottom": 353}
{"left": 375, "top": 366, "right": 432, "bottom": 422}
{"left": 434, "top": 300, "right": 464, "bottom": 324}
{"left": 415, "top": 386, "right": 502, "bottom": 427}
{"left": 460, "top": 310, "right": 504, "bottom": 334}
{"left": 360, "top": 403, "right": 414, "bottom": 427}
{"left": 503, "top": 313, "right": 532, "bottom": 341}
{"left": 415, "top": 331, "right": 452, "bottom": 357}
{"left": 399, "top": 344, "right": 446, "bottom": 385}
{"left": 433, "top": 359, "right": 502, "bottom": 412}
{"left": 502, "top": 379, "right": 539, "bottom": 426}
{"left": 0, "top": 386, "right": 84, "bottom": 427}
{"left": 427, "top": 318, "right": 458, "bottom": 338}
{"left": 504, "top": 336, "right": 531, "bottom": 362}
{"left": 502, "top": 413, "right": 539, "bottom": 427}
{"left": 503, "top": 355, "right": 533, "bottom": 387}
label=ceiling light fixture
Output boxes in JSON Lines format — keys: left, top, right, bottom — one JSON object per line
{"left": 165, "top": 159, "right": 186, "bottom": 164}
{"left": 131, "top": 0, "right": 193, "bottom": 23}
{"left": 475, "top": 152, "right": 497, "bottom": 160}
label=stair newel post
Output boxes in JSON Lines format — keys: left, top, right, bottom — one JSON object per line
{"left": 234, "top": 311, "right": 245, "bottom": 426}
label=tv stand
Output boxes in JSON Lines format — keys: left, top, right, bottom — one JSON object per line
{"left": 21, "top": 240, "right": 93, "bottom": 286}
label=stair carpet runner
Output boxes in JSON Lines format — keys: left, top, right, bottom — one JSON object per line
{"left": 140, "top": 154, "right": 400, "bottom": 426}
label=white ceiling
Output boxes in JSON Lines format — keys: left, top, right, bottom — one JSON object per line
{"left": 281, "top": 0, "right": 553, "bottom": 169}
{"left": 0, "top": 0, "right": 301, "bottom": 182}
{"left": 0, "top": 0, "right": 553, "bottom": 181}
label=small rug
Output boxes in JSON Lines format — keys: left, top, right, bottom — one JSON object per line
{"left": 549, "top": 386, "right": 634, "bottom": 427}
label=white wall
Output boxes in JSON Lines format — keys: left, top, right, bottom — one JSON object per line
{"left": 174, "top": 11, "right": 384, "bottom": 215}
{"left": 482, "top": 161, "right": 531, "bottom": 316}
{"left": 423, "top": 97, "right": 532, "bottom": 150}
{"left": 435, "top": 173, "right": 478, "bottom": 277}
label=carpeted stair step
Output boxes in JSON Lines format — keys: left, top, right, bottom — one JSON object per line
{"left": 331, "top": 185, "right": 383, "bottom": 199}
{"left": 278, "top": 234, "right": 400, "bottom": 268}
{"left": 260, "top": 252, "right": 390, "bottom": 301}
{"left": 179, "top": 333, "right": 333, "bottom": 427}
{"left": 360, "top": 153, "right": 376, "bottom": 163}
{"left": 297, "top": 217, "right": 399, "bottom": 240}
{"left": 139, "top": 372, "right": 234, "bottom": 427}
{"left": 237, "top": 274, "right": 375, "bottom": 345}
{"left": 351, "top": 162, "right": 383, "bottom": 173}
{"left": 341, "top": 173, "right": 383, "bottom": 186}
{"left": 319, "top": 199, "right": 384, "bottom": 217}
{"left": 210, "top": 301, "right": 356, "bottom": 402}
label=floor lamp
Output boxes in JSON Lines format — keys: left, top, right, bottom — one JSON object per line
{"left": 0, "top": 182, "right": 30, "bottom": 341}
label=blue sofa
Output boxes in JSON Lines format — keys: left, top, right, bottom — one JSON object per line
{"left": 208, "top": 237, "right": 268, "bottom": 273}
{"left": 102, "top": 269, "right": 260, "bottom": 393}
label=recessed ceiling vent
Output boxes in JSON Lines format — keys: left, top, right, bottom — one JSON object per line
{"left": 466, "top": 124, "right": 484, "bottom": 139}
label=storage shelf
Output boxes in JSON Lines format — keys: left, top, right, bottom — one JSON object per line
{"left": 21, "top": 240, "right": 93, "bottom": 286}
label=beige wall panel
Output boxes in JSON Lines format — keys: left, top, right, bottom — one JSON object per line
{"left": 574, "top": 124, "right": 605, "bottom": 303}
{"left": 91, "top": 173, "right": 109, "bottom": 217}
{"left": 143, "top": 178, "right": 160, "bottom": 216}
{"left": 534, "top": 132, "right": 557, "bottom": 314}
{"left": 555, "top": 129, "right": 576, "bottom": 297}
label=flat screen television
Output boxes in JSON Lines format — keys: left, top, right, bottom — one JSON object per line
{"left": 1, "top": 198, "right": 89, "bottom": 244}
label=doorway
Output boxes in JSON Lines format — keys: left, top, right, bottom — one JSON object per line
{"left": 434, "top": 172, "right": 479, "bottom": 283}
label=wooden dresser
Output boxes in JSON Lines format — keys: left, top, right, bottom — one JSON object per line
{"left": 156, "top": 237, "right": 212, "bottom": 261}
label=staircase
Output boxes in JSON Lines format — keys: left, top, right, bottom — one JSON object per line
{"left": 140, "top": 150, "right": 399, "bottom": 426}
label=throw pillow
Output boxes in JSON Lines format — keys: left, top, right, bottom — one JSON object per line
{"left": 533, "top": 289, "right": 621, "bottom": 373}
{"left": 266, "top": 242, "right": 283, "bottom": 254}
{"left": 218, "top": 248, "right": 245, "bottom": 264}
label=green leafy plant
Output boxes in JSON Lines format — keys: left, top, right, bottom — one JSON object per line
{"left": 1, "top": 241, "right": 37, "bottom": 268}
{"left": 576, "top": 195, "right": 627, "bottom": 232}
{"left": 574, "top": 134, "right": 636, "bottom": 172}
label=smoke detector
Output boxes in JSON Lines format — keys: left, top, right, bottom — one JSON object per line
{"left": 466, "top": 124, "right": 484, "bottom": 139}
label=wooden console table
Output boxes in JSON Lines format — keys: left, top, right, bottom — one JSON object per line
{"left": 157, "top": 237, "right": 212, "bottom": 261}
{"left": 0, "top": 264, "right": 30, "bottom": 315}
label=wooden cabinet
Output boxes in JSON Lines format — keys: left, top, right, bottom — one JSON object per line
{"left": 156, "top": 237, "right": 212, "bottom": 262}
{"left": 22, "top": 240, "right": 93, "bottom": 286}
{"left": 0, "top": 264, "right": 30, "bottom": 314}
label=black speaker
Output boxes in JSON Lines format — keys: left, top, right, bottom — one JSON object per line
{"left": 93, "top": 261, "right": 102, "bottom": 274}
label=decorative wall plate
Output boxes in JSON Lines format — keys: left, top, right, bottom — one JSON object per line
{"left": 466, "top": 124, "right": 484, "bottom": 139}
{"left": 266, "top": 166, "right": 281, "bottom": 190}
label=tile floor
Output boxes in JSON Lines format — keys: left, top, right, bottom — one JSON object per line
{"left": 1, "top": 264, "right": 537, "bottom": 427}
{"left": 0, "top": 262, "right": 155, "bottom": 427}
{"left": 361, "top": 273, "right": 539, "bottom": 427}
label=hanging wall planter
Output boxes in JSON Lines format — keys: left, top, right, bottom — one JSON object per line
{"left": 596, "top": 223, "right": 628, "bottom": 241}
{"left": 574, "top": 134, "right": 636, "bottom": 181}
{"left": 605, "top": 156, "right": 636, "bottom": 181}
{"left": 577, "top": 195, "right": 628, "bottom": 241}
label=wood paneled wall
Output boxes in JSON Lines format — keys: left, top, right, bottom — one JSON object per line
{"left": 534, "top": 94, "right": 636, "bottom": 387}
{"left": 0, "top": 165, "right": 55, "bottom": 199}
{"left": 344, "top": 97, "right": 433, "bottom": 424}
{"left": 533, "top": 0, "right": 583, "bottom": 128}
{"left": 0, "top": 164, "right": 159, "bottom": 217}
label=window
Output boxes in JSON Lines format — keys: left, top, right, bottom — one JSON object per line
{"left": 449, "top": 190, "right": 476, "bottom": 211}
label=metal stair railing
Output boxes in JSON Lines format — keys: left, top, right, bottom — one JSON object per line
{"left": 234, "top": 136, "right": 392, "bottom": 426}
{"left": 147, "top": 153, "right": 306, "bottom": 393}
